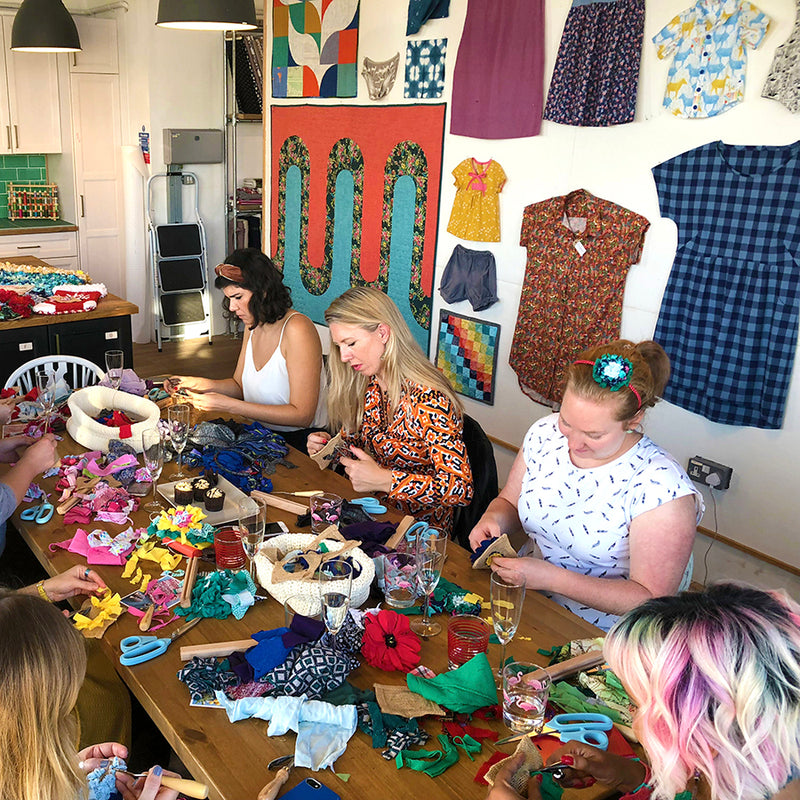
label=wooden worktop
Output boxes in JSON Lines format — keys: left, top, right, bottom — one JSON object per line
{"left": 0, "top": 218, "right": 78, "bottom": 235}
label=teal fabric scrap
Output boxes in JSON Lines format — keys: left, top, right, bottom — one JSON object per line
{"left": 396, "top": 733, "right": 459, "bottom": 777}
{"left": 406, "top": 652, "right": 497, "bottom": 714}
{"left": 175, "top": 569, "right": 254, "bottom": 620}
{"left": 549, "top": 681, "right": 624, "bottom": 724}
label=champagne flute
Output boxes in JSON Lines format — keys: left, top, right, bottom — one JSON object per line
{"left": 168, "top": 403, "right": 191, "bottom": 478}
{"left": 490, "top": 571, "right": 526, "bottom": 679}
{"left": 319, "top": 558, "right": 353, "bottom": 650}
{"left": 410, "top": 530, "right": 447, "bottom": 638}
{"left": 238, "top": 496, "right": 267, "bottom": 584}
{"left": 35, "top": 370, "right": 55, "bottom": 435}
{"left": 105, "top": 349, "right": 124, "bottom": 390}
{"left": 141, "top": 427, "right": 164, "bottom": 511}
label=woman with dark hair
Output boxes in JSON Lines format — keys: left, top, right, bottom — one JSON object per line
{"left": 470, "top": 339, "right": 702, "bottom": 630}
{"left": 164, "top": 248, "right": 326, "bottom": 452}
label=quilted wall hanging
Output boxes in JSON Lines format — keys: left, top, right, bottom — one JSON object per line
{"left": 271, "top": 104, "right": 447, "bottom": 351}
{"left": 435, "top": 310, "right": 500, "bottom": 405}
{"left": 272, "top": 0, "right": 360, "bottom": 98}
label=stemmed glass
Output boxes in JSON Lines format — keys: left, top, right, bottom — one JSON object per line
{"left": 105, "top": 349, "right": 124, "bottom": 390}
{"left": 238, "top": 496, "right": 267, "bottom": 584}
{"left": 490, "top": 571, "right": 527, "bottom": 679}
{"left": 168, "top": 403, "right": 190, "bottom": 478}
{"left": 319, "top": 558, "right": 353, "bottom": 650}
{"left": 35, "top": 370, "right": 55, "bottom": 435}
{"left": 141, "top": 427, "right": 164, "bottom": 511}
{"left": 410, "top": 530, "right": 447, "bottom": 638}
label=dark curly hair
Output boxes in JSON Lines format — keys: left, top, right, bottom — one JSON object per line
{"left": 214, "top": 248, "right": 292, "bottom": 328}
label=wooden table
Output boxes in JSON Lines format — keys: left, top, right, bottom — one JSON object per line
{"left": 12, "top": 433, "right": 604, "bottom": 800}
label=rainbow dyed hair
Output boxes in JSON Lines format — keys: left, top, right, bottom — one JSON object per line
{"left": 605, "top": 583, "right": 800, "bottom": 800}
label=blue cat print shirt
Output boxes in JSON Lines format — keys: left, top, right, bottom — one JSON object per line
{"left": 654, "top": 0, "right": 770, "bottom": 118}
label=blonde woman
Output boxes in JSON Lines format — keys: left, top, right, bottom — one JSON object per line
{"left": 0, "top": 591, "right": 178, "bottom": 800}
{"left": 308, "top": 286, "right": 473, "bottom": 534}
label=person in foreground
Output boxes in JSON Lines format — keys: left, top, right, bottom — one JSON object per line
{"left": 469, "top": 340, "right": 702, "bottom": 630}
{"left": 486, "top": 582, "right": 800, "bottom": 800}
{"left": 307, "top": 286, "right": 473, "bottom": 534}
{"left": 164, "top": 248, "right": 326, "bottom": 452}
{"left": 0, "top": 591, "right": 179, "bottom": 800}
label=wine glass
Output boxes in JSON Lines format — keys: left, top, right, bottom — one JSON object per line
{"left": 141, "top": 427, "right": 164, "bottom": 511}
{"left": 319, "top": 558, "right": 353, "bottom": 650}
{"left": 168, "top": 403, "right": 190, "bottom": 478}
{"left": 490, "top": 571, "right": 527, "bottom": 679}
{"left": 35, "top": 370, "right": 55, "bottom": 435}
{"left": 410, "top": 530, "right": 447, "bottom": 638}
{"left": 105, "top": 349, "right": 124, "bottom": 390}
{"left": 238, "top": 496, "right": 267, "bottom": 584}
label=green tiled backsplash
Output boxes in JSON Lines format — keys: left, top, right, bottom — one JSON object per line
{"left": 0, "top": 154, "right": 47, "bottom": 218}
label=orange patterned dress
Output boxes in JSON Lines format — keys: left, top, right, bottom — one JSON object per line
{"left": 343, "top": 378, "right": 473, "bottom": 534}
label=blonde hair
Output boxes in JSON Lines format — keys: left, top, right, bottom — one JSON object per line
{"left": 565, "top": 339, "right": 670, "bottom": 423}
{"left": 324, "top": 286, "right": 461, "bottom": 432}
{"left": 0, "top": 592, "right": 87, "bottom": 800}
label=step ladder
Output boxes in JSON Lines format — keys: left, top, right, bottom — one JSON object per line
{"left": 146, "top": 171, "right": 213, "bottom": 350}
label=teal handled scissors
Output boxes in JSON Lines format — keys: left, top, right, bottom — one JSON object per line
{"left": 21, "top": 499, "right": 54, "bottom": 524}
{"left": 119, "top": 617, "right": 201, "bottom": 666}
{"left": 349, "top": 496, "right": 387, "bottom": 514}
{"left": 496, "top": 712, "right": 613, "bottom": 748}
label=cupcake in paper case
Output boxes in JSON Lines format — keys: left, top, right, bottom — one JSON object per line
{"left": 192, "top": 477, "right": 210, "bottom": 502}
{"left": 174, "top": 480, "right": 193, "bottom": 506}
{"left": 204, "top": 487, "right": 225, "bottom": 512}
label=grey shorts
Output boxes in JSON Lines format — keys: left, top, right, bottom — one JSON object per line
{"left": 439, "top": 244, "right": 498, "bottom": 312}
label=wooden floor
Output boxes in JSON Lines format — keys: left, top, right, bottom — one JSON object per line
{"left": 132, "top": 334, "right": 243, "bottom": 381}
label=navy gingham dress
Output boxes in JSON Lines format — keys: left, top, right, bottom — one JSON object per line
{"left": 652, "top": 141, "right": 800, "bottom": 429}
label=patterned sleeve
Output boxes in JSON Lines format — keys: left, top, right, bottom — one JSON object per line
{"left": 625, "top": 453, "right": 704, "bottom": 525}
{"left": 652, "top": 12, "right": 687, "bottom": 60}
{"left": 623, "top": 209, "right": 650, "bottom": 264}
{"left": 388, "top": 389, "right": 474, "bottom": 509}
{"left": 740, "top": 2, "right": 770, "bottom": 49}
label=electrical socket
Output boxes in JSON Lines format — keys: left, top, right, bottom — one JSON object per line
{"left": 687, "top": 456, "right": 733, "bottom": 490}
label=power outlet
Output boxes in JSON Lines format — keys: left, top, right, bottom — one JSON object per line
{"left": 687, "top": 456, "right": 733, "bottom": 490}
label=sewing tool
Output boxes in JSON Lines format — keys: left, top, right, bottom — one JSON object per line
{"left": 259, "top": 756, "right": 294, "bottom": 800}
{"left": 496, "top": 712, "right": 613, "bottom": 748}
{"left": 309, "top": 431, "right": 344, "bottom": 470}
{"left": 115, "top": 769, "right": 208, "bottom": 799}
{"left": 272, "top": 490, "right": 323, "bottom": 497}
{"left": 139, "top": 603, "right": 155, "bottom": 632}
{"left": 180, "top": 555, "right": 200, "bottom": 608}
{"left": 179, "top": 638, "right": 255, "bottom": 660}
{"left": 251, "top": 489, "right": 307, "bottom": 516}
{"left": 119, "top": 616, "right": 201, "bottom": 666}
{"left": 20, "top": 498, "right": 54, "bottom": 524}
{"left": 348, "top": 496, "right": 387, "bottom": 514}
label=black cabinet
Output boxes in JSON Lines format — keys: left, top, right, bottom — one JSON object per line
{"left": 0, "top": 326, "right": 50, "bottom": 382}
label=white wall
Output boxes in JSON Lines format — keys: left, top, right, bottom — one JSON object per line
{"left": 259, "top": 0, "right": 800, "bottom": 597}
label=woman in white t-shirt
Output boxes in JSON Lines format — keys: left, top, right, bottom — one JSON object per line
{"left": 469, "top": 340, "right": 703, "bottom": 630}
{"left": 164, "top": 249, "right": 326, "bottom": 453}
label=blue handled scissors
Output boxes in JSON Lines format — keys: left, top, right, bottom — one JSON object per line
{"left": 21, "top": 499, "right": 54, "bottom": 524}
{"left": 542, "top": 713, "right": 613, "bottom": 750}
{"left": 349, "top": 496, "right": 387, "bottom": 514}
{"left": 119, "top": 617, "right": 201, "bottom": 666}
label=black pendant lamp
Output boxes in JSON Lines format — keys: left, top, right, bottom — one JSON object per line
{"left": 11, "top": 0, "right": 81, "bottom": 52}
{"left": 156, "top": 0, "right": 258, "bottom": 31}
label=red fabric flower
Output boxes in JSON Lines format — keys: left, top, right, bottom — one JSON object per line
{"left": 361, "top": 609, "right": 422, "bottom": 672}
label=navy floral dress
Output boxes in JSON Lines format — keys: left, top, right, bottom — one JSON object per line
{"left": 544, "top": 0, "right": 645, "bottom": 127}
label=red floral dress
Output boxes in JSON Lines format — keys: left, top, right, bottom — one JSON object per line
{"left": 509, "top": 189, "right": 650, "bottom": 404}
{"left": 343, "top": 378, "right": 473, "bottom": 534}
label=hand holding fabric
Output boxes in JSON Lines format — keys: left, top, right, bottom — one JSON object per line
{"left": 340, "top": 446, "right": 392, "bottom": 493}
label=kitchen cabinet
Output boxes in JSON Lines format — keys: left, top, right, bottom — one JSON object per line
{"left": 70, "top": 17, "right": 118, "bottom": 74}
{"left": 0, "top": 230, "right": 79, "bottom": 264}
{"left": 0, "top": 15, "right": 62, "bottom": 154}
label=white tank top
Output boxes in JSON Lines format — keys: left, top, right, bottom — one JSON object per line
{"left": 241, "top": 312, "right": 328, "bottom": 432}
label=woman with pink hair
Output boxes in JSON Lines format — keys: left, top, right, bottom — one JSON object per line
{"left": 487, "top": 583, "right": 800, "bottom": 800}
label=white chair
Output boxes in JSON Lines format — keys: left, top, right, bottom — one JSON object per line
{"left": 4, "top": 355, "right": 105, "bottom": 393}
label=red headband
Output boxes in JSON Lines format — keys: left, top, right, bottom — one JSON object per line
{"left": 214, "top": 263, "right": 244, "bottom": 283}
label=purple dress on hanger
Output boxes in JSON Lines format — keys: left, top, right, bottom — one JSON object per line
{"left": 450, "top": 0, "right": 545, "bottom": 139}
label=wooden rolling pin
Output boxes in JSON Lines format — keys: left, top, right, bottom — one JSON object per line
{"left": 180, "top": 639, "right": 254, "bottom": 661}
{"left": 120, "top": 772, "right": 209, "bottom": 799}
{"left": 544, "top": 649, "right": 605, "bottom": 681}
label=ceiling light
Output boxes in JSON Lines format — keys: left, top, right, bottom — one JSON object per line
{"left": 11, "top": 0, "right": 81, "bottom": 52}
{"left": 156, "top": 0, "right": 258, "bottom": 31}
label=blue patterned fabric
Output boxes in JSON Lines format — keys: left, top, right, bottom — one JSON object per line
{"left": 653, "top": 0, "right": 770, "bottom": 118}
{"left": 404, "top": 39, "right": 447, "bottom": 98}
{"left": 652, "top": 140, "right": 800, "bottom": 429}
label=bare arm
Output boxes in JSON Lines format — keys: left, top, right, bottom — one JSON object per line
{"left": 491, "top": 493, "right": 698, "bottom": 616}
{"left": 468, "top": 446, "right": 526, "bottom": 550}
{"left": 163, "top": 331, "right": 247, "bottom": 398}
{"left": 185, "top": 315, "right": 324, "bottom": 428}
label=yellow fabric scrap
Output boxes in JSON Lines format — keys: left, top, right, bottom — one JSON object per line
{"left": 132, "top": 567, "right": 142, "bottom": 584}
{"left": 463, "top": 592, "right": 483, "bottom": 605}
{"left": 139, "top": 574, "right": 152, "bottom": 592}
{"left": 121, "top": 554, "right": 139, "bottom": 579}
{"left": 73, "top": 589, "right": 122, "bottom": 639}
{"left": 135, "top": 542, "right": 181, "bottom": 571}
{"left": 156, "top": 505, "right": 206, "bottom": 535}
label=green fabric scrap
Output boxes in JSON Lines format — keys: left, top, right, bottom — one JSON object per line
{"left": 406, "top": 652, "right": 497, "bottom": 714}
{"left": 541, "top": 772, "right": 564, "bottom": 800}
{"left": 396, "top": 734, "right": 459, "bottom": 777}
{"left": 549, "top": 681, "right": 623, "bottom": 723}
